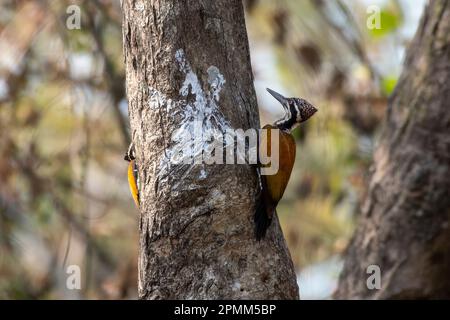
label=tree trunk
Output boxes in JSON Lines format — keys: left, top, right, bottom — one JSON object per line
{"left": 335, "top": 0, "right": 450, "bottom": 299}
{"left": 122, "top": 0, "right": 299, "bottom": 299}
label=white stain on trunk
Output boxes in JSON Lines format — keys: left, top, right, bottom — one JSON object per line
{"left": 153, "top": 49, "right": 232, "bottom": 192}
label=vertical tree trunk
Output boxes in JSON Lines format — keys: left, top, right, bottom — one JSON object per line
{"left": 336, "top": 0, "right": 450, "bottom": 299}
{"left": 122, "top": 0, "right": 299, "bottom": 299}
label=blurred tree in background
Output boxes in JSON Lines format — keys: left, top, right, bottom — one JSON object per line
{"left": 0, "top": 0, "right": 135, "bottom": 299}
{"left": 336, "top": 0, "right": 450, "bottom": 299}
{"left": 0, "top": 0, "right": 425, "bottom": 299}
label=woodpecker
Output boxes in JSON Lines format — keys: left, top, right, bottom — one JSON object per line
{"left": 255, "top": 88, "right": 317, "bottom": 240}
{"left": 124, "top": 143, "right": 139, "bottom": 207}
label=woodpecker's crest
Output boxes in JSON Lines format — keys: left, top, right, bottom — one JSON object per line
{"left": 267, "top": 88, "right": 317, "bottom": 131}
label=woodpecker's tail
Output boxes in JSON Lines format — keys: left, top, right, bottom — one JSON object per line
{"left": 254, "top": 197, "right": 274, "bottom": 240}
{"left": 254, "top": 170, "right": 275, "bottom": 240}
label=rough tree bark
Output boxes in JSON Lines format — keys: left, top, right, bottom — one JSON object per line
{"left": 336, "top": 0, "right": 450, "bottom": 299}
{"left": 122, "top": 0, "right": 298, "bottom": 299}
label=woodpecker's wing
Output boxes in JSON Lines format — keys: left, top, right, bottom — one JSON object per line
{"left": 255, "top": 124, "right": 296, "bottom": 239}
{"left": 127, "top": 160, "right": 139, "bottom": 207}
{"left": 263, "top": 125, "right": 296, "bottom": 206}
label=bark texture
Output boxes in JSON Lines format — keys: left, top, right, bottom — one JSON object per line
{"left": 336, "top": 0, "right": 450, "bottom": 299}
{"left": 122, "top": 0, "right": 298, "bottom": 299}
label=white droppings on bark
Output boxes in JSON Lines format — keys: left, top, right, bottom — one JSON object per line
{"left": 133, "top": 0, "right": 145, "bottom": 12}
{"left": 208, "top": 188, "right": 226, "bottom": 205}
{"left": 205, "top": 267, "right": 216, "bottom": 282}
{"left": 231, "top": 281, "right": 242, "bottom": 292}
{"left": 207, "top": 66, "right": 226, "bottom": 102}
{"left": 148, "top": 87, "right": 178, "bottom": 111}
{"left": 199, "top": 168, "right": 207, "bottom": 179}
{"left": 155, "top": 49, "right": 233, "bottom": 193}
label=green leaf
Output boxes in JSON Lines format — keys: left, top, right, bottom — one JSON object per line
{"left": 382, "top": 75, "right": 398, "bottom": 95}
{"left": 369, "top": 8, "right": 403, "bottom": 38}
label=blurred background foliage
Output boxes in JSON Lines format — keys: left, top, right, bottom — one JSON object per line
{"left": 0, "top": 0, "right": 425, "bottom": 299}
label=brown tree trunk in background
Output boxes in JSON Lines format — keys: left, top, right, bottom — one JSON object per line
{"left": 336, "top": 0, "right": 450, "bottom": 299}
{"left": 122, "top": 0, "right": 298, "bottom": 299}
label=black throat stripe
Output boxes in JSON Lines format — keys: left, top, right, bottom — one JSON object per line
{"left": 277, "top": 101, "right": 298, "bottom": 131}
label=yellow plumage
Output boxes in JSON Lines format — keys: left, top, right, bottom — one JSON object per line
{"left": 127, "top": 160, "right": 139, "bottom": 207}
{"left": 260, "top": 124, "right": 296, "bottom": 217}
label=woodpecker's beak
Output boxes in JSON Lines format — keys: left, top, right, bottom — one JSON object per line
{"left": 266, "top": 88, "right": 288, "bottom": 110}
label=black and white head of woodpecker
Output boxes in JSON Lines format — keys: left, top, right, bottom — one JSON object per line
{"left": 267, "top": 88, "right": 317, "bottom": 132}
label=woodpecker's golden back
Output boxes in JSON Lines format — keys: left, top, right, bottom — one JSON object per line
{"left": 261, "top": 124, "right": 296, "bottom": 206}
{"left": 255, "top": 124, "right": 296, "bottom": 239}
{"left": 127, "top": 160, "right": 139, "bottom": 207}
{"left": 125, "top": 143, "right": 139, "bottom": 208}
